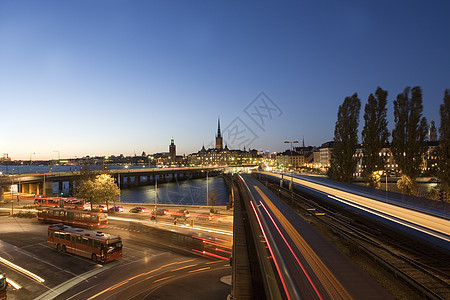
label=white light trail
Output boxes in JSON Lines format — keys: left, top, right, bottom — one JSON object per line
{"left": 6, "top": 278, "right": 22, "bottom": 290}
{"left": 0, "top": 256, "right": 45, "bottom": 283}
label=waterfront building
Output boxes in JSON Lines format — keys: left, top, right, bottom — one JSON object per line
{"left": 169, "top": 138, "right": 176, "bottom": 162}
{"left": 216, "top": 118, "right": 223, "bottom": 149}
{"left": 188, "top": 119, "right": 260, "bottom": 166}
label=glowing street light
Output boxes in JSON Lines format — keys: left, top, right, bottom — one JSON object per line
{"left": 53, "top": 150, "right": 60, "bottom": 164}
{"left": 30, "top": 152, "right": 35, "bottom": 165}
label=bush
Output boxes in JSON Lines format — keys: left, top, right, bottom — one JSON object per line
{"left": 13, "top": 212, "right": 37, "bottom": 218}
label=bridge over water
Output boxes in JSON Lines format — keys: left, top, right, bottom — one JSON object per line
{"left": 0, "top": 166, "right": 229, "bottom": 197}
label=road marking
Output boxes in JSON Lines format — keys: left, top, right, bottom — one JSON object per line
{"left": 205, "top": 260, "right": 222, "bottom": 265}
{"left": 188, "top": 267, "right": 210, "bottom": 273}
{"left": 8, "top": 242, "right": 78, "bottom": 276}
{"left": 35, "top": 261, "right": 119, "bottom": 300}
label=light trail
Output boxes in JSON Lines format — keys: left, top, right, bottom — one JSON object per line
{"left": 258, "top": 200, "right": 323, "bottom": 300}
{"left": 254, "top": 185, "right": 353, "bottom": 300}
{"left": 171, "top": 264, "right": 197, "bottom": 272}
{"left": 261, "top": 171, "right": 450, "bottom": 240}
{"left": 88, "top": 259, "right": 195, "bottom": 299}
{"left": 109, "top": 216, "right": 233, "bottom": 236}
{"left": 0, "top": 256, "right": 45, "bottom": 283}
{"left": 6, "top": 278, "right": 22, "bottom": 290}
{"left": 328, "top": 195, "right": 449, "bottom": 241}
{"left": 249, "top": 200, "right": 292, "bottom": 300}
{"left": 188, "top": 267, "right": 210, "bottom": 273}
{"left": 153, "top": 275, "right": 175, "bottom": 283}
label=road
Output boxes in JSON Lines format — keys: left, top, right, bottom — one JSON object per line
{"left": 241, "top": 174, "right": 393, "bottom": 300}
{"left": 0, "top": 215, "right": 231, "bottom": 300}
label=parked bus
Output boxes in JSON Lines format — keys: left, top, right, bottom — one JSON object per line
{"left": 47, "top": 224, "right": 122, "bottom": 263}
{"left": 0, "top": 270, "right": 6, "bottom": 300}
{"left": 37, "top": 207, "right": 108, "bottom": 229}
{"left": 34, "top": 196, "right": 90, "bottom": 210}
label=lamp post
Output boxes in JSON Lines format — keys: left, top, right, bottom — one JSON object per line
{"left": 284, "top": 140, "right": 298, "bottom": 202}
{"left": 205, "top": 171, "right": 209, "bottom": 206}
{"left": 385, "top": 170, "right": 388, "bottom": 202}
{"left": 30, "top": 152, "right": 35, "bottom": 164}
{"left": 53, "top": 150, "right": 60, "bottom": 165}
{"left": 30, "top": 152, "right": 35, "bottom": 172}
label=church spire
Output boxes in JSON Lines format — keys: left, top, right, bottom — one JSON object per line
{"left": 217, "top": 117, "right": 222, "bottom": 138}
{"left": 215, "top": 117, "right": 223, "bottom": 149}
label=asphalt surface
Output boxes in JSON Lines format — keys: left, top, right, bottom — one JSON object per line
{"left": 0, "top": 212, "right": 231, "bottom": 300}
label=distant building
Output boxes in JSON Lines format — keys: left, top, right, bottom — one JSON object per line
{"left": 276, "top": 150, "right": 304, "bottom": 169}
{"left": 424, "top": 140, "right": 439, "bottom": 175}
{"left": 428, "top": 120, "right": 437, "bottom": 142}
{"left": 216, "top": 118, "right": 223, "bottom": 149}
{"left": 0, "top": 154, "right": 11, "bottom": 162}
{"left": 319, "top": 141, "right": 334, "bottom": 168}
{"left": 188, "top": 119, "right": 260, "bottom": 166}
{"left": 169, "top": 138, "right": 176, "bottom": 162}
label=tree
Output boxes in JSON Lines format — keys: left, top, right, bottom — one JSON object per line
{"left": 75, "top": 174, "right": 120, "bottom": 210}
{"left": 437, "top": 90, "right": 450, "bottom": 201}
{"left": 328, "top": 93, "right": 361, "bottom": 182}
{"left": 391, "top": 87, "right": 428, "bottom": 195}
{"left": 361, "top": 87, "right": 390, "bottom": 188}
{"left": 208, "top": 189, "right": 219, "bottom": 213}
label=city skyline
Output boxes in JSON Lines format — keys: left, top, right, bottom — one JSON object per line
{"left": 1, "top": 1, "right": 449, "bottom": 160}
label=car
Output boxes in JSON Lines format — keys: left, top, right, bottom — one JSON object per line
{"left": 172, "top": 209, "right": 190, "bottom": 219}
{"left": 152, "top": 208, "right": 168, "bottom": 216}
{"left": 129, "top": 206, "right": 147, "bottom": 213}
{"left": 98, "top": 205, "right": 108, "bottom": 212}
{"left": 109, "top": 205, "right": 124, "bottom": 212}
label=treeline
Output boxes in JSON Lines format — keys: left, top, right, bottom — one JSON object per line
{"left": 328, "top": 87, "right": 449, "bottom": 199}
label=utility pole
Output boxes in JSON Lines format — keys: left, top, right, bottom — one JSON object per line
{"left": 206, "top": 171, "right": 209, "bottom": 206}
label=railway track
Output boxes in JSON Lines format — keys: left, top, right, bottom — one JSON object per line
{"left": 258, "top": 176, "right": 450, "bottom": 300}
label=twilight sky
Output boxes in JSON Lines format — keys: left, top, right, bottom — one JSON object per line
{"left": 1, "top": 0, "right": 449, "bottom": 160}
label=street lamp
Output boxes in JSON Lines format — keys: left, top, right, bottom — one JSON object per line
{"left": 53, "top": 150, "right": 60, "bottom": 165}
{"left": 284, "top": 140, "right": 298, "bottom": 202}
{"left": 30, "top": 152, "right": 35, "bottom": 167}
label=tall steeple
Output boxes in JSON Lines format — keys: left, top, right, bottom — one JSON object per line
{"left": 429, "top": 121, "right": 437, "bottom": 142}
{"left": 169, "top": 137, "right": 176, "bottom": 162}
{"left": 216, "top": 118, "right": 223, "bottom": 149}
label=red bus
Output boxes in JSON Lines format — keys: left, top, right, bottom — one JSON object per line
{"left": 34, "top": 196, "right": 90, "bottom": 210}
{"left": 0, "top": 270, "right": 6, "bottom": 300}
{"left": 37, "top": 207, "right": 108, "bottom": 229}
{"left": 47, "top": 224, "right": 122, "bottom": 263}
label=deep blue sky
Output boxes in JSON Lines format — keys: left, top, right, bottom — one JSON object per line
{"left": 1, "top": 0, "right": 449, "bottom": 160}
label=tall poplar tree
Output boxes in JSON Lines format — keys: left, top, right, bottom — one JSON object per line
{"left": 362, "top": 87, "right": 390, "bottom": 188}
{"left": 328, "top": 93, "right": 361, "bottom": 182}
{"left": 437, "top": 90, "right": 450, "bottom": 200}
{"left": 391, "top": 87, "right": 428, "bottom": 195}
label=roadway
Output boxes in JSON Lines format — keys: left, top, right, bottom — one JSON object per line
{"left": 0, "top": 213, "right": 231, "bottom": 300}
{"left": 240, "top": 174, "right": 393, "bottom": 300}
{"left": 257, "top": 171, "right": 450, "bottom": 250}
